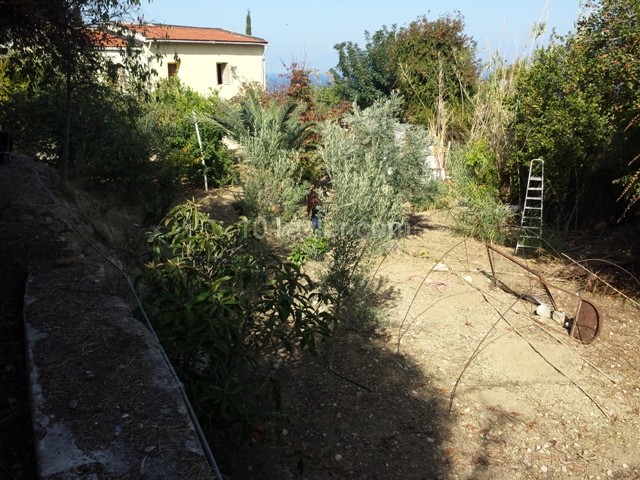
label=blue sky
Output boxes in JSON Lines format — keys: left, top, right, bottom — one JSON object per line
{"left": 140, "top": 0, "right": 584, "bottom": 74}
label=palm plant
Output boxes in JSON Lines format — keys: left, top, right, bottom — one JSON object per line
{"left": 203, "top": 86, "right": 313, "bottom": 220}
{"left": 206, "top": 87, "right": 313, "bottom": 156}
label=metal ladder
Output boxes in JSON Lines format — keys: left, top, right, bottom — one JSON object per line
{"left": 515, "top": 159, "right": 544, "bottom": 256}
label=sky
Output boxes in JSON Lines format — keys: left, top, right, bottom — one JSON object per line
{"left": 139, "top": 0, "right": 585, "bottom": 75}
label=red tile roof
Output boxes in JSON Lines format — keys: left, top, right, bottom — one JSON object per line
{"left": 91, "top": 30, "right": 131, "bottom": 48}
{"left": 127, "top": 23, "right": 267, "bottom": 45}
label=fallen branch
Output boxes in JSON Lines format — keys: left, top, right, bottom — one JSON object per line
{"left": 450, "top": 280, "right": 611, "bottom": 420}
{"left": 506, "top": 319, "right": 611, "bottom": 420}
{"left": 448, "top": 297, "right": 519, "bottom": 413}
{"left": 327, "top": 367, "right": 373, "bottom": 392}
{"left": 529, "top": 319, "right": 617, "bottom": 384}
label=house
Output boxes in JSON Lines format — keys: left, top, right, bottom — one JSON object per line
{"left": 101, "top": 23, "right": 268, "bottom": 99}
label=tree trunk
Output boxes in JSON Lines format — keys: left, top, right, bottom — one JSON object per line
{"left": 60, "top": 71, "right": 72, "bottom": 185}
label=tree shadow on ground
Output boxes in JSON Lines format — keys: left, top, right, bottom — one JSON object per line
{"left": 210, "top": 327, "right": 454, "bottom": 479}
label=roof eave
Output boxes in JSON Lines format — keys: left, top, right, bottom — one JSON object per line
{"left": 147, "top": 39, "right": 268, "bottom": 46}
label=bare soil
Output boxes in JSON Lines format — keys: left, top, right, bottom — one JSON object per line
{"left": 198, "top": 189, "right": 640, "bottom": 480}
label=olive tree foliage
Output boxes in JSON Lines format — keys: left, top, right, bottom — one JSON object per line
{"left": 317, "top": 95, "right": 432, "bottom": 366}
{"left": 0, "top": 0, "right": 146, "bottom": 183}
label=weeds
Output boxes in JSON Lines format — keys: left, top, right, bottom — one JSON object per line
{"left": 287, "top": 232, "right": 330, "bottom": 266}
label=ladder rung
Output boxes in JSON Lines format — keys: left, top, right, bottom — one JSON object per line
{"left": 530, "top": 176, "right": 542, "bottom": 181}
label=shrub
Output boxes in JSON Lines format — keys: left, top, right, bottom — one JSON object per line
{"left": 149, "top": 77, "right": 233, "bottom": 188}
{"left": 240, "top": 145, "right": 308, "bottom": 221}
{"left": 287, "top": 232, "right": 330, "bottom": 266}
{"left": 205, "top": 86, "right": 312, "bottom": 220}
{"left": 448, "top": 145, "right": 513, "bottom": 243}
{"left": 318, "top": 96, "right": 416, "bottom": 366}
{"left": 141, "top": 201, "right": 332, "bottom": 437}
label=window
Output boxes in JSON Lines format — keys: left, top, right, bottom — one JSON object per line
{"left": 168, "top": 62, "right": 179, "bottom": 77}
{"left": 216, "top": 62, "right": 230, "bottom": 85}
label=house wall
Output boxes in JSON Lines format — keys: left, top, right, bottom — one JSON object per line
{"left": 101, "top": 42, "right": 266, "bottom": 99}
{"left": 149, "top": 42, "right": 266, "bottom": 99}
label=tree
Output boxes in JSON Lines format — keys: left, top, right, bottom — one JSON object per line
{"left": 318, "top": 95, "right": 433, "bottom": 367}
{"left": 331, "top": 25, "right": 398, "bottom": 108}
{"left": 508, "top": 0, "right": 640, "bottom": 226}
{"left": 0, "top": 0, "right": 144, "bottom": 184}
{"left": 207, "top": 87, "right": 313, "bottom": 155}
{"left": 245, "top": 8, "right": 252, "bottom": 36}
{"left": 391, "top": 12, "right": 479, "bottom": 136}
{"left": 574, "top": 0, "right": 640, "bottom": 217}
{"left": 331, "top": 12, "right": 478, "bottom": 139}
{"left": 147, "top": 77, "right": 232, "bottom": 188}
{"left": 204, "top": 87, "right": 312, "bottom": 219}
{"left": 511, "top": 39, "right": 613, "bottom": 228}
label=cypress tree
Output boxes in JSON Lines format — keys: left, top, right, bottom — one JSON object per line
{"left": 245, "top": 9, "right": 252, "bottom": 36}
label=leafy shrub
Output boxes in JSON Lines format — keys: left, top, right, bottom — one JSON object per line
{"left": 287, "top": 232, "right": 330, "bottom": 266}
{"left": 240, "top": 146, "right": 308, "bottom": 221}
{"left": 141, "top": 201, "right": 332, "bottom": 437}
{"left": 148, "top": 77, "right": 233, "bottom": 188}
{"left": 318, "top": 96, "right": 415, "bottom": 366}
{"left": 205, "top": 86, "right": 312, "bottom": 220}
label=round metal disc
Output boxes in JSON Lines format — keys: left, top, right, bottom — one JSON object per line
{"left": 570, "top": 299, "right": 602, "bottom": 344}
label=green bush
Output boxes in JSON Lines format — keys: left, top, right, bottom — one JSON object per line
{"left": 240, "top": 146, "right": 308, "bottom": 221}
{"left": 448, "top": 145, "right": 513, "bottom": 243}
{"left": 317, "top": 96, "right": 415, "bottom": 367}
{"left": 205, "top": 86, "right": 312, "bottom": 220}
{"left": 287, "top": 232, "right": 330, "bottom": 266}
{"left": 149, "top": 78, "right": 234, "bottom": 188}
{"left": 141, "top": 201, "right": 332, "bottom": 437}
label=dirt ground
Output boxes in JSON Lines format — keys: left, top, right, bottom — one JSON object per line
{"left": 1, "top": 157, "right": 639, "bottom": 479}
{"left": 197, "top": 189, "right": 640, "bottom": 480}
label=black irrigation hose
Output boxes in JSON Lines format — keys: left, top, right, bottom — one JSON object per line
{"left": 15, "top": 155, "right": 224, "bottom": 480}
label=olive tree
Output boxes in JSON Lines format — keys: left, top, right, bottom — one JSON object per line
{"left": 318, "top": 95, "right": 433, "bottom": 367}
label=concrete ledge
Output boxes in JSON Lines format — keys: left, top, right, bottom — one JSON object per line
{"left": 24, "top": 261, "right": 215, "bottom": 479}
